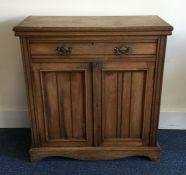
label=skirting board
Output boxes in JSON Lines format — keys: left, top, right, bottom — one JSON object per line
{"left": 0, "top": 109, "right": 29, "bottom": 128}
{"left": 0, "top": 110, "right": 186, "bottom": 129}
{"left": 159, "top": 112, "right": 186, "bottom": 129}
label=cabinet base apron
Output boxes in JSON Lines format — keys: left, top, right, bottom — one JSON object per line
{"left": 30, "top": 145, "right": 160, "bottom": 162}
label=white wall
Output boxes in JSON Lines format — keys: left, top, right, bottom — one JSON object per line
{"left": 0, "top": 0, "right": 186, "bottom": 128}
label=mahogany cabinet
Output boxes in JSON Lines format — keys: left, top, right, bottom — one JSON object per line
{"left": 13, "top": 16, "right": 173, "bottom": 161}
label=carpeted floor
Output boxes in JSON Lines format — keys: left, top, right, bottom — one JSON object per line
{"left": 0, "top": 129, "right": 185, "bottom": 175}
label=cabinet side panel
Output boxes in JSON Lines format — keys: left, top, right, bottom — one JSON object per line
{"left": 150, "top": 36, "right": 167, "bottom": 146}
{"left": 20, "top": 38, "right": 40, "bottom": 146}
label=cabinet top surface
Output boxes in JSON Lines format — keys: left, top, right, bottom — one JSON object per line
{"left": 13, "top": 16, "right": 173, "bottom": 32}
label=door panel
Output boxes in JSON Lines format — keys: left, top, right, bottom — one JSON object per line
{"left": 32, "top": 63, "right": 92, "bottom": 147}
{"left": 129, "top": 71, "right": 145, "bottom": 138}
{"left": 94, "top": 62, "right": 154, "bottom": 147}
{"left": 103, "top": 72, "right": 118, "bottom": 138}
{"left": 42, "top": 72, "right": 61, "bottom": 139}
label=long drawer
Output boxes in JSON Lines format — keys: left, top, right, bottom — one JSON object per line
{"left": 29, "top": 39, "right": 157, "bottom": 59}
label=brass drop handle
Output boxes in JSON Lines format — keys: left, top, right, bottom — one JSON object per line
{"left": 114, "top": 46, "right": 131, "bottom": 55}
{"left": 56, "top": 46, "right": 72, "bottom": 56}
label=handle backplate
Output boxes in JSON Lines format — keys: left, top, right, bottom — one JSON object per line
{"left": 114, "top": 46, "right": 131, "bottom": 55}
{"left": 56, "top": 46, "right": 72, "bottom": 56}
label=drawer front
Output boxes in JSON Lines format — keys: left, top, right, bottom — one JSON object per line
{"left": 30, "top": 40, "right": 157, "bottom": 58}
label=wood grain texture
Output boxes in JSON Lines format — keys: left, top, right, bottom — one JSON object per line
{"left": 116, "top": 72, "right": 123, "bottom": 138}
{"left": 32, "top": 63, "right": 92, "bottom": 147}
{"left": 142, "top": 63, "right": 155, "bottom": 145}
{"left": 70, "top": 72, "right": 85, "bottom": 138}
{"left": 30, "top": 41, "right": 157, "bottom": 57}
{"left": 13, "top": 16, "right": 173, "bottom": 32}
{"left": 14, "top": 16, "right": 172, "bottom": 161}
{"left": 100, "top": 62, "right": 154, "bottom": 147}
{"left": 92, "top": 62, "right": 102, "bottom": 146}
{"left": 29, "top": 145, "right": 160, "bottom": 161}
{"left": 57, "top": 72, "right": 72, "bottom": 138}
{"left": 104, "top": 72, "right": 118, "bottom": 138}
{"left": 19, "top": 38, "right": 40, "bottom": 146}
{"left": 120, "top": 72, "right": 131, "bottom": 138}
{"left": 15, "top": 31, "right": 172, "bottom": 37}
{"left": 42, "top": 72, "right": 61, "bottom": 139}
{"left": 150, "top": 36, "right": 167, "bottom": 146}
{"left": 129, "top": 71, "right": 144, "bottom": 138}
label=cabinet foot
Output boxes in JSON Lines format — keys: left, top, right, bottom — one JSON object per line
{"left": 148, "top": 153, "right": 160, "bottom": 161}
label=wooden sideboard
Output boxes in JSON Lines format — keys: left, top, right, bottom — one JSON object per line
{"left": 13, "top": 16, "right": 173, "bottom": 161}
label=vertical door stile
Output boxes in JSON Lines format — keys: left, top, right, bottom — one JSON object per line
{"left": 142, "top": 62, "right": 155, "bottom": 145}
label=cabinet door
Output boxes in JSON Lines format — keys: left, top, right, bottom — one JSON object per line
{"left": 93, "top": 62, "right": 154, "bottom": 147}
{"left": 32, "top": 63, "right": 92, "bottom": 147}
